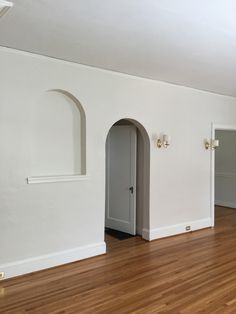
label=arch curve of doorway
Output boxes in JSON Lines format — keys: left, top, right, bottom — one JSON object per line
{"left": 105, "top": 118, "right": 150, "bottom": 240}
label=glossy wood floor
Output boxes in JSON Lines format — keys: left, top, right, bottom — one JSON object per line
{"left": 1, "top": 206, "right": 236, "bottom": 313}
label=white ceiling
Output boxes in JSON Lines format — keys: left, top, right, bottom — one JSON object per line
{"left": 0, "top": 0, "right": 236, "bottom": 96}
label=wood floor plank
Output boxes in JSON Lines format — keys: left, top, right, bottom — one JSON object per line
{"left": 1, "top": 206, "right": 236, "bottom": 313}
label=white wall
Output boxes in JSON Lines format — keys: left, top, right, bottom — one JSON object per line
{"left": 215, "top": 130, "right": 236, "bottom": 208}
{"left": 1, "top": 47, "right": 236, "bottom": 278}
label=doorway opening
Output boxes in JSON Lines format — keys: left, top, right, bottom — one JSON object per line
{"left": 212, "top": 124, "right": 236, "bottom": 227}
{"left": 105, "top": 119, "right": 150, "bottom": 245}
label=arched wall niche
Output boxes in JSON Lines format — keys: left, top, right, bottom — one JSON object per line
{"left": 105, "top": 118, "right": 150, "bottom": 239}
{"left": 28, "top": 89, "right": 87, "bottom": 184}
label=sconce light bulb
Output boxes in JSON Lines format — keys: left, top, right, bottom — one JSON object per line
{"left": 212, "top": 139, "right": 219, "bottom": 148}
{"left": 163, "top": 134, "right": 170, "bottom": 142}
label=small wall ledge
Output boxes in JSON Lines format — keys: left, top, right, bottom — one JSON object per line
{"left": 27, "top": 174, "right": 90, "bottom": 184}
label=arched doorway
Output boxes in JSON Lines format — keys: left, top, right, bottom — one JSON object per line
{"left": 105, "top": 118, "right": 150, "bottom": 242}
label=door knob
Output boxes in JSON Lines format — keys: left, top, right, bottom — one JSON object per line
{"left": 129, "top": 186, "right": 134, "bottom": 194}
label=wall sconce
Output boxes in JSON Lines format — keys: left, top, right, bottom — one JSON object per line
{"left": 205, "top": 139, "right": 219, "bottom": 150}
{"left": 157, "top": 134, "right": 171, "bottom": 148}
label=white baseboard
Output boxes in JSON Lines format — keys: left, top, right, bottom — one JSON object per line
{"left": 0, "top": 242, "right": 106, "bottom": 280}
{"left": 142, "top": 218, "right": 211, "bottom": 241}
{"left": 215, "top": 200, "right": 236, "bottom": 209}
{"left": 142, "top": 228, "right": 150, "bottom": 241}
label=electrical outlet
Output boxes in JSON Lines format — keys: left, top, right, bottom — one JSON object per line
{"left": 0, "top": 272, "right": 5, "bottom": 280}
{"left": 186, "top": 226, "right": 191, "bottom": 231}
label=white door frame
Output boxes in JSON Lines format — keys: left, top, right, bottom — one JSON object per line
{"left": 211, "top": 123, "right": 236, "bottom": 226}
{"left": 104, "top": 118, "right": 150, "bottom": 240}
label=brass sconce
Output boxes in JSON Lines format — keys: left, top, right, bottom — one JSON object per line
{"left": 157, "top": 134, "right": 171, "bottom": 148}
{"left": 205, "top": 139, "right": 219, "bottom": 150}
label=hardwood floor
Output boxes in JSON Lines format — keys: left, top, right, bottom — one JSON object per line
{"left": 1, "top": 206, "right": 236, "bottom": 313}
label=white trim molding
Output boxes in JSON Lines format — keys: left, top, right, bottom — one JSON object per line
{"left": 211, "top": 123, "right": 236, "bottom": 227}
{"left": 142, "top": 229, "right": 150, "bottom": 241}
{"left": 142, "top": 218, "right": 211, "bottom": 241}
{"left": 0, "top": 242, "right": 106, "bottom": 280}
{"left": 27, "top": 174, "right": 90, "bottom": 184}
